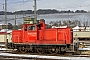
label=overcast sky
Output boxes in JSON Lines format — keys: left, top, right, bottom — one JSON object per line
{"left": 0, "top": 0, "right": 90, "bottom": 12}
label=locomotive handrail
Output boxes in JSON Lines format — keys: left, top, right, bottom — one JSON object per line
{"left": 73, "top": 29, "right": 90, "bottom": 32}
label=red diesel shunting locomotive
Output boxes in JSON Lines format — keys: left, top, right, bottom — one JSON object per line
{"left": 8, "top": 18, "right": 75, "bottom": 54}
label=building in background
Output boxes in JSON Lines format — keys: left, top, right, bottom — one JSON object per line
{"left": 0, "top": 23, "right": 12, "bottom": 30}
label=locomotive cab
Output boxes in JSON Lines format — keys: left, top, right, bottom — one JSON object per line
{"left": 21, "top": 19, "right": 46, "bottom": 43}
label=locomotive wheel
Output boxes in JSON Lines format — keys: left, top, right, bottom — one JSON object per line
{"left": 37, "top": 48, "right": 45, "bottom": 54}
{"left": 49, "top": 47, "right": 59, "bottom": 54}
{"left": 19, "top": 46, "right": 27, "bottom": 53}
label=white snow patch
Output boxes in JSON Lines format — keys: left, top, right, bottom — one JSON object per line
{"left": 0, "top": 53, "right": 90, "bottom": 60}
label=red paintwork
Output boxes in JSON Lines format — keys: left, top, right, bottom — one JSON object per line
{"left": 12, "top": 20, "right": 73, "bottom": 45}
{"left": 0, "top": 32, "right": 10, "bottom": 34}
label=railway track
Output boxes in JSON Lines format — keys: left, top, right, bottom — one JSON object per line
{"left": 0, "top": 47, "right": 90, "bottom": 56}
{"left": 0, "top": 52, "right": 90, "bottom": 60}
{"left": 0, "top": 45, "right": 90, "bottom": 60}
{"left": 0, "top": 48, "right": 90, "bottom": 60}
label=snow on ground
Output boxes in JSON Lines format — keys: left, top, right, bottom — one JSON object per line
{"left": 0, "top": 44, "right": 5, "bottom": 47}
{"left": 79, "top": 47, "right": 90, "bottom": 50}
{"left": 0, "top": 29, "right": 12, "bottom": 33}
{"left": 0, "top": 44, "right": 6, "bottom": 50}
{"left": 0, "top": 48, "right": 6, "bottom": 50}
{"left": 0, "top": 52, "right": 90, "bottom": 60}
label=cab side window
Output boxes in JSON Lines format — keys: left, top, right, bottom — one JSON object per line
{"left": 24, "top": 26, "right": 27, "bottom": 31}
{"left": 29, "top": 26, "right": 36, "bottom": 30}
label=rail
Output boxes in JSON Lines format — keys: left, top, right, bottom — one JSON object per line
{"left": 0, "top": 52, "right": 90, "bottom": 60}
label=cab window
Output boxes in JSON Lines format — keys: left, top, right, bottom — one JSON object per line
{"left": 24, "top": 26, "right": 27, "bottom": 31}
{"left": 29, "top": 26, "right": 36, "bottom": 30}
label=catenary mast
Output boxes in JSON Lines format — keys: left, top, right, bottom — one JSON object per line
{"left": 34, "top": 0, "right": 37, "bottom": 24}
{"left": 4, "top": 0, "right": 8, "bottom": 48}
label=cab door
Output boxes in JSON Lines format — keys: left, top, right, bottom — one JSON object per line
{"left": 27, "top": 25, "right": 38, "bottom": 43}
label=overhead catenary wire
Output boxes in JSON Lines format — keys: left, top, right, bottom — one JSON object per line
{"left": 7, "top": 0, "right": 33, "bottom": 5}
{"left": 7, "top": 0, "right": 90, "bottom": 9}
{"left": 0, "top": 0, "right": 32, "bottom": 8}
{"left": 0, "top": 0, "right": 90, "bottom": 9}
{"left": 0, "top": 0, "right": 35, "bottom": 22}
{"left": 1, "top": 0, "right": 90, "bottom": 11}
{"left": 0, "top": 0, "right": 90, "bottom": 22}
{"left": 57, "top": 5, "right": 90, "bottom": 10}
{"left": 0, "top": 15, "right": 34, "bottom": 22}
